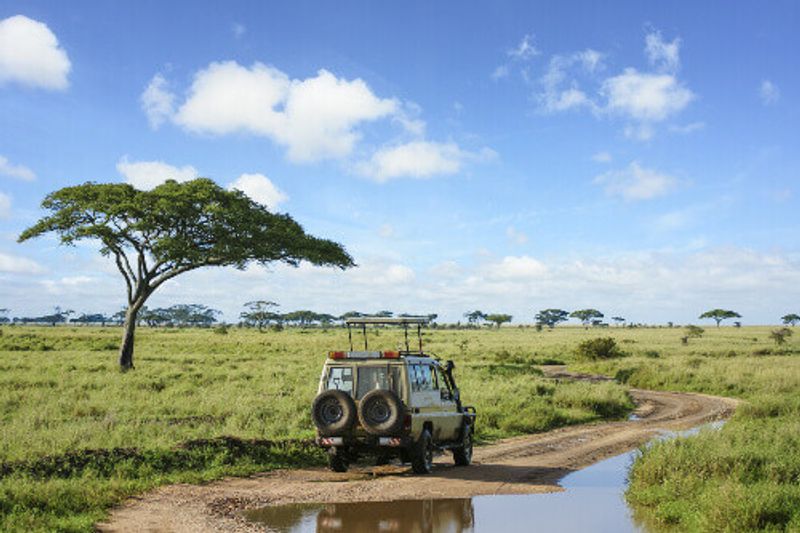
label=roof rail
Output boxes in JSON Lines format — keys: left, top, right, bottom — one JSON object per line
{"left": 344, "top": 316, "right": 430, "bottom": 326}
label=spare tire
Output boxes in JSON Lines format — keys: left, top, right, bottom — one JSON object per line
{"left": 358, "top": 389, "right": 405, "bottom": 436}
{"left": 312, "top": 390, "right": 356, "bottom": 436}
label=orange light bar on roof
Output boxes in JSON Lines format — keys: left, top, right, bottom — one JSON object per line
{"left": 328, "top": 351, "right": 346, "bottom": 359}
{"left": 382, "top": 351, "right": 399, "bottom": 359}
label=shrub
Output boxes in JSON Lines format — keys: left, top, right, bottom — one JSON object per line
{"left": 575, "top": 337, "right": 624, "bottom": 361}
{"left": 770, "top": 328, "right": 792, "bottom": 346}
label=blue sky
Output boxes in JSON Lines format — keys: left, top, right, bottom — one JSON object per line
{"left": 0, "top": 1, "right": 798, "bottom": 324}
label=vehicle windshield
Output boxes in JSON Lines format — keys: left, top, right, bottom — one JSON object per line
{"left": 356, "top": 365, "right": 404, "bottom": 399}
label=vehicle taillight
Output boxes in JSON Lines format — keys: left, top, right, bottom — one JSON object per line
{"left": 328, "top": 351, "right": 346, "bottom": 359}
{"left": 382, "top": 350, "right": 399, "bottom": 359}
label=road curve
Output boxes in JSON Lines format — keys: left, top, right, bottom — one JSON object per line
{"left": 97, "top": 371, "right": 737, "bottom": 532}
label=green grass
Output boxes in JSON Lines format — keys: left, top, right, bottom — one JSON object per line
{"left": 574, "top": 328, "right": 800, "bottom": 532}
{"left": 0, "top": 325, "right": 634, "bottom": 532}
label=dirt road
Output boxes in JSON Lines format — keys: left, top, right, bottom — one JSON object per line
{"left": 98, "top": 371, "right": 737, "bottom": 532}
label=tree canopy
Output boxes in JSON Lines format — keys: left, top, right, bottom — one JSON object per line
{"left": 535, "top": 309, "right": 569, "bottom": 328}
{"left": 782, "top": 314, "right": 800, "bottom": 327}
{"left": 19, "top": 179, "right": 354, "bottom": 369}
{"left": 699, "top": 309, "right": 741, "bottom": 327}
{"left": 485, "top": 313, "right": 512, "bottom": 328}
{"left": 570, "top": 309, "right": 604, "bottom": 326}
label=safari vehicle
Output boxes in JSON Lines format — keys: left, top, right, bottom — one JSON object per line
{"left": 311, "top": 317, "right": 476, "bottom": 474}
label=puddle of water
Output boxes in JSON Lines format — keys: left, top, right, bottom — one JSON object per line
{"left": 243, "top": 422, "right": 724, "bottom": 533}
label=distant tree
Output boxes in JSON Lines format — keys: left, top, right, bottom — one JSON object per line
{"left": 340, "top": 311, "right": 364, "bottom": 320}
{"left": 782, "top": 314, "right": 800, "bottom": 327}
{"left": 685, "top": 325, "right": 705, "bottom": 339}
{"left": 464, "top": 310, "right": 487, "bottom": 326}
{"left": 611, "top": 316, "right": 626, "bottom": 327}
{"left": 770, "top": 327, "right": 793, "bottom": 346}
{"left": 0, "top": 308, "right": 9, "bottom": 325}
{"left": 570, "top": 309, "right": 604, "bottom": 328}
{"left": 699, "top": 309, "right": 741, "bottom": 327}
{"left": 485, "top": 314, "right": 512, "bottom": 329}
{"left": 19, "top": 179, "right": 353, "bottom": 370}
{"left": 241, "top": 300, "right": 280, "bottom": 331}
{"left": 535, "top": 309, "right": 569, "bottom": 329}
{"left": 71, "top": 313, "right": 110, "bottom": 326}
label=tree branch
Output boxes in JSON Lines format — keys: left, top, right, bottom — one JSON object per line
{"left": 113, "top": 252, "right": 133, "bottom": 304}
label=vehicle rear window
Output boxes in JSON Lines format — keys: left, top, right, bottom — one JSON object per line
{"left": 356, "top": 366, "right": 403, "bottom": 399}
{"left": 326, "top": 366, "right": 353, "bottom": 395}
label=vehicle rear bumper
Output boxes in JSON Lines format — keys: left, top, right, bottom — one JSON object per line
{"left": 316, "top": 434, "right": 412, "bottom": 449}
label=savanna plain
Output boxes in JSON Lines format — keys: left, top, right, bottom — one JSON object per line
{"left": 1, "top": 324, "right": 798, "bottom": 532}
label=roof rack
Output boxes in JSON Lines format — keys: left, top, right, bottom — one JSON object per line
{"left": 344, "top": 316, "right": 430, "bottom": 353}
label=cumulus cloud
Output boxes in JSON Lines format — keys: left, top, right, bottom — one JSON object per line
{"left": 0, "top": 155, "right": 36, "bottom": 181}
{"left": 594, "top": 161, "right": 677, "bottom": 201}
{"left": 0, "top": 191, "right": 10, "bottom": 218}
{"left": 601, "top": 69, "right": 693, "bottom": 122}
{"left": 759, "top": 80, "right": 779, "bottom": 105}
{"left": 645, "top": 31, "right": 681, "bottom": 72}
{"left": 538, "top": 51, "right": 603, "bottom": 113}
{"left": 356, "top": 141, "right": 494, "bottom": 182}
{"left": 0, "top": 15, "right": 71, "bottom": 90}
{"left": 0, "top": 252, "right": 44, "bottom": 273}
{"left": 669, "top": 121, "right": 705, "bottom": 134}
{"left": 155, "top": 61, "right": 398, "bottom": 162}
{"left": 116, "top": 157, "right": 199, "bottom": 190}
{"left": 491, "top": 65, "right": 509, "bottom": 81}
{"left": 141, "top": 74, "right": 175, "bottom": 129}
{"left": 228, "top": 173, "right": 288, "bottom": 210}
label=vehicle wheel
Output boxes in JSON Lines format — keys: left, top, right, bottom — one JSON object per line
{"left": 358, "top": 389, "right": 405, "bottom": 436}
{"left": 411, "top": 429, "right": 434, "bottom": 474}
{"left": 453, "top": 425, "right": 473, "bottom": 466}
{"left": 312, "top": 390, "right": 356, "bottom": 436}
{"left": 328, "top": 447, "right": 349, "bottom": 472}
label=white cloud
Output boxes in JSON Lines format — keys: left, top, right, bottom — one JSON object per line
{"left": 537, "top": 50, "right": 603, "bottom": 113}
{"left": 602, "top": 68, "right": 693, "bottom": 122}
{"left": 0, "top": 252, "right": 44, "bottom": 273}
{"left": 645, "top": 31, "right": 681, "bottom": 72}
{"left": 594, "top": 161, "right": 677, "bottom": 201}
{"left": 356, "top": 141, "right": 494, "bottom": 182}
{"left": 505, "top": 226, "right": 528, "bottom": 245}
{"left": 228, "top": 173, "right": 287, "bottom": 210}
{"left": 0, "top": 155, "right": 36, "bottom": 181}
{"left": 167, "top": 61, "right": 397, "bottom": 162}
{"left": 669, "top": 121, "right": 705, "bottom": 134}
{"left": 484, "top": 255, "right": 548, "bottom": 280}
{"left": 592, "top": 151, "right": 612, "bottom": 163}
{"left": 759, "top": 80, "right": 780, "bottom": 105}
{"left": 491, "top": 65, "right": 509, "bottom": 81}
{"left": 0, "top": 191, "right": 10, "bottom": 218}
{"left": 0, "top": 15, "right": 71, "bottom": 90}
{"left": 141, "top": 74, "right": 175, "bottom": 129}
{"left": 508, "top": 34, "right": 540, "bottom": 60}
{"left": 232, "top": 23, "right": 246, "bottom": 38}
{"left": 116, "top": 157, "right": 199, "bottom": 190}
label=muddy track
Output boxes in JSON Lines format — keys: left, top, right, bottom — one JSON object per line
{"left": 97, "top": 370, "right": 738, "bottom": 532}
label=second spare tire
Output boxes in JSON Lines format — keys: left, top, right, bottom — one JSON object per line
{"left": 312, "top": 389, "right": 356, "bottom": 436}
{"left": 358, "top": 389, "right": 405, "bottom": 435}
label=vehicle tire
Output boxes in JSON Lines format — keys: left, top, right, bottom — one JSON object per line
{"left": 312, "top": 390, "right": 356, "bottom": 436}
{"left": 453, "top": 424, "right": 473, "bottom": 466}
{"left": 328, "top": 447, "right": 349, "bottom": 472}
{"left": 358, "top": 389, "right": 405, "bottom": 436}
{"left": 410, "top": 429, "right": 434, "bottom": 474}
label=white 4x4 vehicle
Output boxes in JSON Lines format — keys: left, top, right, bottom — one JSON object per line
{"left": 312, "top": 317, "right": 476, "bottom": 474}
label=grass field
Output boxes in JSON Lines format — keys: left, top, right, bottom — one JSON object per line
{"left": 0, "top": 325, "right": 634, "bottom": 532}
{"left": 1, "top": 324, "right": 797, "bottom": 531}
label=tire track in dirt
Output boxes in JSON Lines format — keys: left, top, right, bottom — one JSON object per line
{"left": 97, "top": 369, "right": 738, "bottom": 532}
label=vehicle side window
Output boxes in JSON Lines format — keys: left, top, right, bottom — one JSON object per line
{"left": 430, "top": 365, "right": 439, "bottom": 390}
{"left": 434, "top": 366, "right": 448, "bottom": 392}
{"left": 410, "top": 364, "right": 422, "bottom": 392}
{"left": 420, "top": 365, "right": 433, "bottom": 391}
{"left": 326, "top": 367, "right": 353, "bottom": 395}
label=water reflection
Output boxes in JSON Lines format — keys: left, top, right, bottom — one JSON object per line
{"left": 244, "top": 498, "right": 475, "bottom": 533}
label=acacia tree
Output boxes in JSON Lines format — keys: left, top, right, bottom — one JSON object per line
{"left": 464, "top": 310, "right": 487, "bottom": 326}
{"left": 485, "top": 313, "right": 512, "bottom": 329}
{"left": 570, "top": 309, "right": 604, "bottom": 328}
{"left": 535, "top": 309, "right": 569, "bottom": 328}
{"left": 782, "top": 314, "right": 800, "bottom": 327}
{"left": 19, "top": 179, "right": 354, "bottom": 370}
{"left": 611, "top": 316, "right": 625, "bottom": 327}
{"left": 241, "top": 300, "right": 280, "bottom": 330}
{"left": 699, "top": 309, "right": 741, "bottom": 327}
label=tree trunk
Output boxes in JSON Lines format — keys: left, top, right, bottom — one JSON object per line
{"left": 119, "top": 307, "right": 139, "bottom": 371}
